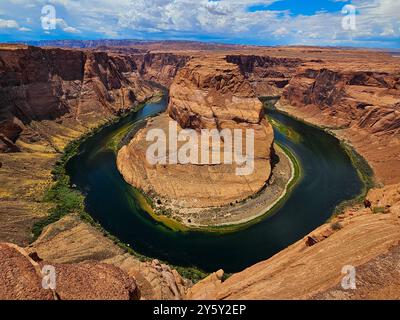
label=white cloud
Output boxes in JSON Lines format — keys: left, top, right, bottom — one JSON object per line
{"left": 273, "top": 27, "right": 288, "bottom": 36}
{"left": 97, "top": 26, "right": 119, "bottom": 37}
{"left": 380, "top": 28, "right": 395, "bottom": 36}
{"left": 112, "top": 0, "right": 400, "bottom": 44}
{"left": 0, "top": 19, "right": 20, "bottom": 29}
{"left": 56, "top": 18, "right": 80, "bottom": 32}
{"left": 0, "top": 0, "right": 398, "bottom": 47}
{"left": 63, "top": 26, "right": 80, "bottom": 33}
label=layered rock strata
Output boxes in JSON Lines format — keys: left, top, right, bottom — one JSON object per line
{"left": 0, "top": 45, "right": 158, "bottom": 245}
{"left": 279, "top": 66, "right": 400, "bottom": 185}
{"left": 0, "top": 45, "right": 191, "bottom": 300}
{"left": 226, "top": 54, "right": 302, "bottom": 96}
{"left": 0, "top": 45, "right": 157, "bottom": 153}
{"left": 117, "top": 56, "right": 275, "bottom": 211}
{"left": 1, "top": 43, "right": 400, "bottom": 300}
{"left": 187, "top": 183, "right": 400, "bottom": 300}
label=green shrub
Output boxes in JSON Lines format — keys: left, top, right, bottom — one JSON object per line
{"left": 174, "top": 266, "right": 209, "bottom": 283}
{"left": 330, "top": 221, "right": 343, "bottom": 231}
{"left": 372, "top": 206, "right": 385, "bottom": 214}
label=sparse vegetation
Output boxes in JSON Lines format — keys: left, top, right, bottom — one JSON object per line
{"left": 32, "top": 138, "right": 86, "bottom": 239}
{"left": 372, "top": 206, "right": 386, "bottom": 214}
{"left": 31, "top": 101, "right": 210, "bottom": 284}
{"left": 173, "top": 266, "right": 209, "bottom": 283}
{"left": 267, "top": 116, "right": 302, "bottom": 143}
{"left": 133, "top": 138, "right": 301, "bottom": 235}
{"left": 331, "top": 221, "right": 343, "bottom": 231}
{"left": 343, "top": 141, "right": 375, "bottom": 191}
{"left": 333, "top": 142, "right": 375, "bottom": 216}
{"left": 264, "top": 107, "right": 375, "bottom": 220}
{"left": 32, "top": 102, "right": 153, "bottom": 240}
{"left": 33, "top": 92, "right": 376, "bottom": 286}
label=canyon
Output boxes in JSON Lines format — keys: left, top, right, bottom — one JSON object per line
{"left": 0, "top": 41, "right": 399, "bottom": 299}
{"left": 116, "top": 56, "right": 278, "bottom": 226}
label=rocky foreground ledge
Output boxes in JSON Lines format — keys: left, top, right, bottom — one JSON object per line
{"left": 187, "top": 183, "right": 400, "bottom": 300}
{"left": 0, "top": 242, "right": 139, "bottom": 300}
{"left": 2, "top": 183, "right": 399, "bottom": 300}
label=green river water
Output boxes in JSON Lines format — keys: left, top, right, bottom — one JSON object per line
{"left": 66, "top": 95, "right": 364, "bottom": 273}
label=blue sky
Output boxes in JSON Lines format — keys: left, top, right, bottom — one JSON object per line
{"left": 0, "top": 0, "right": 399, "bottom": 48}
{"left": 249, "top": 0, "right": 347, "bottom": 15}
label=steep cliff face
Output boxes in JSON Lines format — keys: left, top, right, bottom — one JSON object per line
{"left": 187, "top": 183, "right": 400, "bottom": 300}
{"left": 232, "top": 49, "right": 400, "bottom": 185}
{"left": 2, "top": 44, "right": 400, "bottom": 300}
{"left": 0, "top": 45, "right": 158, "bottom": 246}
{"left": 280, "top": 63, "right": 400, "bottom": 184}
{"left": 117, "top": 56, "right": 275, "bottom": 213}
{"left": 94, "top": 49, "right": 190, "bottom": 87}
{"left": 0, "top": 45, "right": 156, "bottom": 153}
{"left": 282, "top": 68, "right": 400, "bottom": 129}
{"left": 168, "top": 57, "right": 266, "bottom": 129}
{"left": 0, "top": 45, "right": 192, "bottom": 300}
{"left": 226, "top": 54, "right": 302, "bottom": 96}
{"left": 134, "top": 52, "right": 191, "bottom": 87}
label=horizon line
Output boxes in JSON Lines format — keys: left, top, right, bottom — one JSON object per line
{"left": 2, "top": 38, "right": 399, "bottom": 52}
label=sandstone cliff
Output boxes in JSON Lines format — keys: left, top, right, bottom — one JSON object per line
{"left": 223, "top": 49, "right": 400, "bottom": 186}
{"left": 25, "top": 214, "right": 191, "bottom": 300}
{"left": 0, "top": 242, "right": 139, "bottom": 300}
{"left": 0, "top": 45, "right": 156, "bottom": 153}
{"left": 1, "top": 43, "right": 400, "bottom": 300}
{"left": 187, "top": 183, "right": 400, "bottom": 300}
{"left": 117, "top": 56, "right": 275, "bottom": 213}
{"left": 186, "top": 48, "right": 400, "bottom": 300}
{"left": 132, "top": 52, "right": 191, "bottom": 87}
{"left": 0, "top": 45, "right": 191, "bottom": 301}
{"left": 226, "top": 54, "right": 302, "bottom": 96}
{"left": 279, "top": 55, "right": 400, "bottom": 185}
{"left": 0, "top": 45, "right": 158, "bottom": 246}
{"left": 101, "top": 48, "right": 192, "bottom": 87}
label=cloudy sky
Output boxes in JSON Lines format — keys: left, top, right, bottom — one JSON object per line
{"left": 0, "top": 0, "right": 399, "bottom": 48}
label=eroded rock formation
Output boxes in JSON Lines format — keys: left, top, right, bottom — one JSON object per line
{"left": 0, "top": 45, "right": 157, "bottom": 153}
{"left": 1, "top": 43, "right": 400, "bottom": 300}
{"left": 226, "top": 54, "right": 302, "bottom": 96}
{"left": 187, "top": 183, "right": 400, "bottom": 300}
{"left": 279, "top": 55, "right": 400, "bottom": 185}
{"left": 0, "top": 44, "right": 193, "bottom": 300}
{"left": 0, "top": 242, "right": 139, "bottom": 300}
{"left": 0, "top": 44, "right": 159, "bottom": 246}
{"left": 26, "top": 214, "right": 191, "bottom": 300}
{"left": 132, "top": 52, "right": 191, "bottom": 87}
{"left": 117, "top": 56, "right": 274, "bottom": 211}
